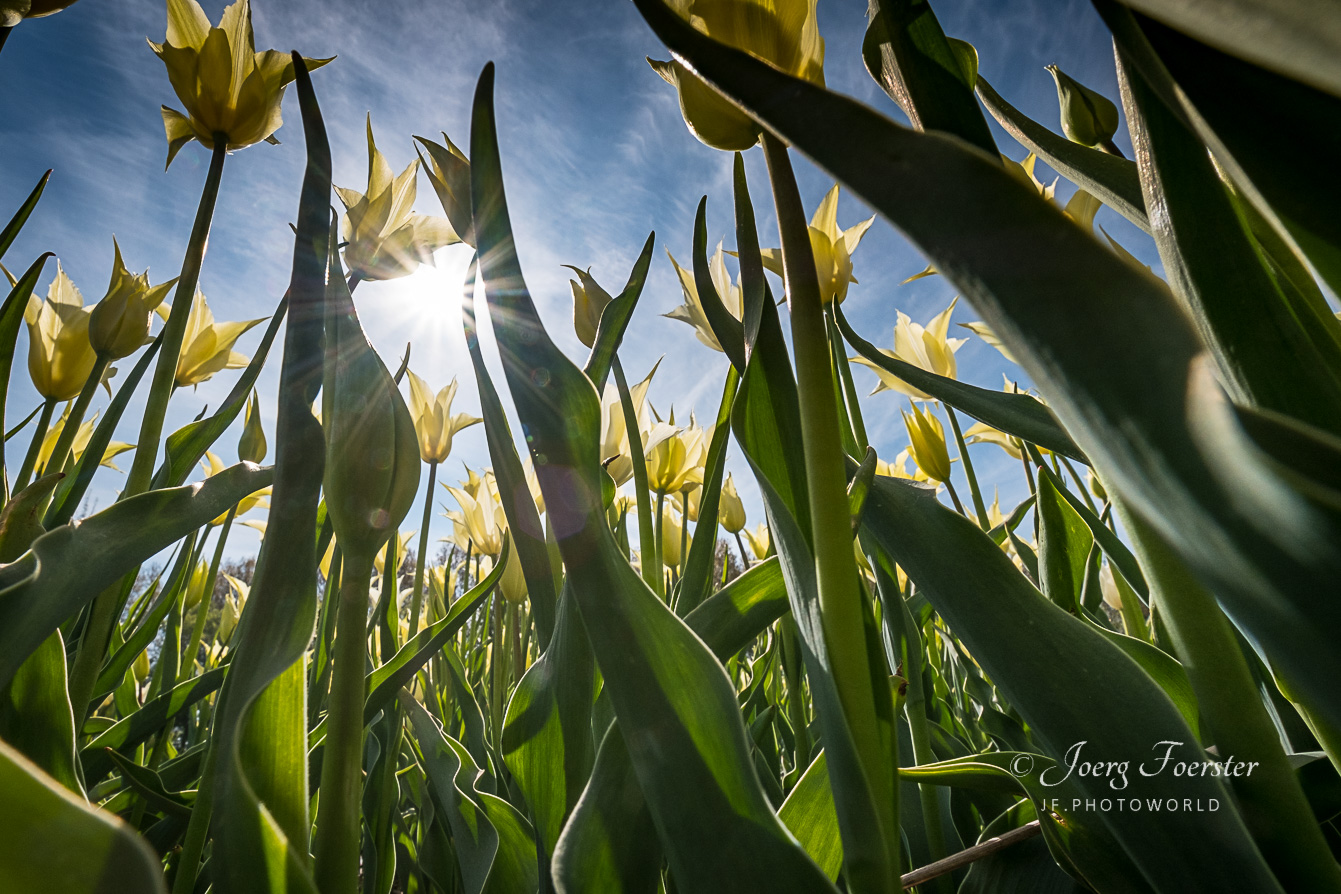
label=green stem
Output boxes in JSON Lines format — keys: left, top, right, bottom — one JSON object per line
{"left": 409, "top": 461, "right": 438, "bottom": 637}
{"left": 778, "top": 614, "right": 811, "bottom": 771}
{"left": 171, "top": 721, "right": 220, "bottom": 894}
{"left": 181, "top": 508, "right": 236, "bottom": 684}
{"left": 314, "top": 550, "right": 374, "bottom": 894}
{"left": 490, "top": 591, "right": 508, "bottom": 752}
{"left": 900, "top": 597, "right": 950, "bottom": 889}
{"left": 734, "top": 531, "right": 750, "bottom": 571}
{"left": 828, "top": 307, "right": 869, "bottom": 450}
{"left": 43, "top": 355, "right": 109, "bottom": 480}
{"left": 677, "top": 493, "right": 689, "bottom": 580}
{"left": 613, "top": 358, "right": 658, "bottom": 596}
{"left": 4, "top": 401, "right": 44, "bottom": 442}
{"left": 762, "top": 133, "right": 898, "bottom": 892}
{"left": 1113, "top": 498, "right": 1341, "bottom": 893}
{"left": 1059, "top": 455, "right": 1098, "bottom": 514}
{"left": 653, "top": 491, "right": 666, "bottom": 597}
{"left": 944, "top": 405, "right": 989, "bottom": 529}
{"left": 12, "top": 396, "right": 55, "bottom": 492}
{"left": 124, "top": 139, "right": 227, "bottom": 497}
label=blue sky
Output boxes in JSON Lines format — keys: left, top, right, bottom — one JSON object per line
{"left": 0, "top": 0, "right": 1153, "bottom": 561}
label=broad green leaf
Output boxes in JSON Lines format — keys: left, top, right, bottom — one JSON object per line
{"left": 1035, "top": 472, "right": 1091, "bottom": 612}
{"left": 0, "top": 253, "right": 51, "bottom": 503}
{"left": 975, "top": 77, "right": 1149, "bottom": 231}
{"left": 209, "top": 57, "right": 330, "bottom": 894}
{"left": 0, "top": 463, "right": 272, "bottom": 691}
{"left": 104, "top": 750, "right": 195, "bottom": 819}
{"left": 470, "top": 63, "right": 836, "bottom": 893}
{"left": 682, "top": 556, "right": 788, "bottom": 660}
{"left": 0, "top": 739, "right": 166, "bottom": 893}
{"left": 583, "top": 231, "right": 655, "bottom": 390}
{"left": 631, "top": 0, "right": 1341, "bottom": 730}
{"left": 0, "top": 170, "right": 49, "bottom": 262}
{"left": 1116, "top": 48, "right": 1341, "bottom": 435}
{"left": 863, "top": 0, "right": 997, "bottom": 154}
{"left": 0, "top": 631, "right": 80, "bottom": 794}
{"left": 691, "top": 197, "right": 746, "bottom": 371}
{"left": 675, "top": 365, "right": 738, "bottom": 615}
{"left": 835, "top": 304, "right": 1085, "bottom": 462}
{"left": 778, "top": 752, "right": 842, "bottom": 881}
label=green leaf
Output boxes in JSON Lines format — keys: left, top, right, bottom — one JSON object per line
{"left": 975, "top": 77, "right": 1149, "bottom": 231}
{"left": 1035, "top": 472, "right": 1091, "bottom": 613}
{"left": 682, "top": 556, "right": 789, "bottom": 660}
{"left": 0, "top": 170, "right": 50, "bottom": 263}
{"left": 470, "top": 62, "right": 835, "bottom": 893}
{"left": 691, "top": 197, "right": 746, "bottom": 371}
{"left": 863, "top": 0, "right": 997, "bottom": 154}
{"left": 0, "top": 253, "right": 52, "bottom": 502}
{"left": 835, "top": 305, "right": 1085, "bottom": 462}
{"left": 208, "top": 55, "right": 331, "bottom": 894}
{"left": 778, "top": 752, "right": 842, "bottom": 881}
{"left": 632, "top": 0, "right": 1341, "bottom": 729}
{"left": 0, "top": 739, "right": 166, "bottom": 893}
{"left": 0, "top": 463, "right": 272, "bottom": 691}
{"left": 0, "top": 631, "right": 80, "bottom": 794}
{"left": 675, "top": 365, "right": 738, "bottom": 615}
{"left": 583, "top": 232, "right": 655, "bottom": 391}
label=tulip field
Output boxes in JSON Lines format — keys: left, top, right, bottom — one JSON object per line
{"left": 4, "top": 0, "right": 1341, "bottom": 892}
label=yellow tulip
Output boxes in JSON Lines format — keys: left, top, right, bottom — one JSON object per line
{"left": 1, "top": 0, "right": 77, "bottom": 25}
{"left": 405, "top": 370, "right": 481, "bottom": 464}
{"left": 89, "top": 240, "right": 175, "bottom": 361}
{"left": 25, "top": 263, "right": 97, "bottom": 401}
{"left": 522, "top": 457, "right": 545, "bottom": 516}
{"left": 875, "top": 448, "right": 929, "bottom": 483}
{"left": 664, "top": 245, "right": 741, "bottom": 353}
{"left": 648, "top": 0, "right": 825, "bottom": 151}
{"left": 445, "top": 473, "right": 506, "bottom": 557}
{"left": 149, "top": 0, "right": 331, "bottom": 167}
{"left": 374, "top": 529, "right": 417, "bottom": 579}
{"left": 903, "top": 403, "right": 952, "bottom": 483}
{"left": 742, "top": 521, "right": 770, "bottom": 561}
{"left": 644, "top": 414, "right": 708, "bottom": 495}
{"left": 1099, "top": 563, "right": 1123, "bottom": 610}
{"left": 200, "top": 451, "right": 269, "bottom": 524}
{"left": 415, "top": 132, "right": 473, "bottom": 249}
{"left": 497, "top": 546, "right": 528, "bottom": 605}
{"left": 660, "top": 501, "right": 684, "bottom": 569}
{"left": 566, "top": 265, "right": 615, "bottom": 349}
{"left": 1063, "top": 188, "right": 1102, "bottom": 232}
{"left": 337, "top": 117, "right": 458, "bottom": 281}
{"left": 36, "top": 407, "right": 134, "bottom": 474}
{"left": 851, "top": 297, "right": 967, "bottom": 400}
{"left": 964, "top": 421, "right": 1024, "bottom": 460}
{"left": 160, "top": 289, "right": 266, "bottom": 387}
{"left": 1002, "top": 152, "right": 1056, "bottom": 200}
{"left": 599, "top": 361, "right": 657, "bottom": 486}
{"left": 958, "top": 320, "right": 1016, "bottom": 364}
{"left": 986, "top": 490, "right": 1007, "bottom": 530}
{"left": 761, "top": 185, "right": 874, "bottom": 304}
{"left": 718, "top": 473, "right": 746, "bottom": 533}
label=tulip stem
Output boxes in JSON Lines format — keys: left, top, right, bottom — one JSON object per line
{"left": 827, "top": 307, "right": 868, "bottom": 450}
{"left": 943, "top": 405, "right": 989, "bottom": 529}
{"left": 734, "top": 532, "right": 750, "bottom": 571}
{"left": 653, "top": 491, "right": 666, "bottom": 598}
{"left": 613, "top": 357, "right": 659, "bottom": 596}
{"left": 409, "top": 461, "right": 438, "bottom": 637}
{"left": 42, "top": 355, "right": 110, "bottom": 484}
{"left": 181, "top": 508, "right": 235, "bottom": 685}
{"left": 762, "top": 132, "right": 899, "bottom": 893}
{"left": 12, "top": 396, "right": 56, "bottom": 493}
{"left": 1112, "top": 498, "right": 1341, "bottom": 892}
{"left": 314, "top": 549, "right": 374, "bottom": 894}
{"left": 125, "top": 139, "right": 227, "bottom": 498}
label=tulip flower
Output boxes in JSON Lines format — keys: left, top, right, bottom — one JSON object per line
{"left": 958, "top": 320, "right": 1016, "bottom": 364}
{"left": 150, "top": 0, "right": 332, "bottom": 167}
{"left": 761, "top": 185, "right": 874, "bottom": 304}
{"left": 445, "top": 473, "right": 507, "bottom": 557}
{"left": 1002, "top": 152, "right": 1056, "bottom": 200}
{"left": 405, "top": 370, "right": 481, "bottom": 464}
{"left": 647, "top": 0, "right": 825, "bottom": 151}
{"left": 497, "top": 546, "right": 528, "bottom": 605}
{"left": 718, "top": 472, "right": 746, "bottom": 533}
{"left": 158, "top": 289, "right": 266, "bottom": 388}
{"left": 200, "top": 451, "right": 270, "bottom": 525}
{"left": 660, "top": 500, "right": 684, "bottom": 569}
{"left": 566, "top": 265, "right": 615, "bottom": 349}
{"left": 36, "top": 407, "right": 134, "bottom": 474}
{"left": 415, "top": 133, "right": 473, "bottom": 248}
{"left": 89, "top": 239, "right": 176, "bottom": 361}
{"left": 742, "top": 521, "right": 770, "bottom": 561}
{"left": 1, "top": 0, "right": 78, "bottom": 26}
{"left": 599, "top": 361, "right": 657, "bottom": 486}
{"left": 1063, "top": 188, "right": 1102, "bottom": 232}
{"left": 903, "top": 403, "right": 952, "bottom": 483}
{"left": 373, "top": 529, "right": 416, "bottom": 580}
{"left": 337, "top": 117, "right": 458, "bottom": 282}
{"left": 25, "top": 263, "right": 97, "bottom": 402}
{"left": 964, "top": 421, "right": 1025, "bottom": 460}
{"left": 664, "top": 245, "right": 741, "bottom": 353}
{"left": 645, "top": 415, "right": 708, "bottom": 496}
{"left": 851, "top": 298, "right": 967, "bottom": 399}
{"left": 1047, "top": 65, "right": 1120, "bottom": 150}
{"left": 875, "top": 448, "right": 929, "bottom": 484}
{"left": 237, "top": 389, "right": 266, "bottom": 463}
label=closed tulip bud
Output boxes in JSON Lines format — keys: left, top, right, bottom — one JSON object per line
{"left": 648, "top": 0, "right": 825, "bottom": 151}
{"left": 132, "top": 648, "right": 151, "bottom": 684}
{"left": 414, "top": 132, "right": 474, "bottom": 249}
{"left": 25, "top": 262, "right": 97, "bottom": 401}
{"left": 760, "top": 185, "right": 874, "bottom": 305}
{"left": 718, "top": 473, "right": 746, "bottom": 533}
{"left": 499, "top": 544, "right": 527, "bottom": 605}
{"left": 903, "top": 403, "right": 952, "bottom": 483}
{"left": 149, "top": 0, "right": 332, "bottom": 167}
{"left": 660, "top": 502, "right": 683, "bottom": 569}
{"left": 323, "top": 250, "right": 421, "bottom": 561}
{"left": 184, "top": 560, "right": 210, "bottom": 610}
{"left": 1088, "top": 469, "right": 1108, "bottom": 503}
{"left": 565, "top": 265, "right": 614, "bottom": 349}
{"left": 1046, "top": 65, "right": 1119, "bottom": 149}
{"left": 337, "top": 116, "right": 458, "bottom": 281}
{"left": 406, "top": 371, "right": 480, "bottom": 464}
{"left": 89, "top": 241, "right": 175, "bottom": 361}
{"left": 218, "top": 595, "right": 240, "bottom": 644}
{"left": 238, "top": 389, "right": 266, "bottom": 463}
{"left": 1, "top": 0, "right": 78, "bottom": 26}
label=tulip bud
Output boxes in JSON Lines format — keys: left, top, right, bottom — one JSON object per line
{"left": 89, "top": 240, "right": 173, "bottom": 361}
{"left": 218, "top": 595, "right": 240, "bottom": 643}
{"left": 1046, "top": 65, "right": 1119, "bottom": 149}
{"left": 238, "top": 389, "right": 267, "bottom": 464}
{"left": 903, "top": 403, "right": 952, "bottom": 483}
{"left": 323, "top": 242, "right": 421, "bottom": 561}
{"left": 1087, "top": 469, "right": 1108, "bottom": 503}
{"left": 499, "top": 544, "right": 528, "bottom": 605}
{"left": 718, "top": 473, "right": 746, "bottom": 534}
{"left": 132, "top": 648, "right": 151, "bottom": 684}
{"left": 1099, "top": 564, "right": 1123, "bottom": 611}
{"left": 184, "top": 560, "right": 210, "bottom": 610}
{"left": 565, "top": 266, "right": 614, "bottom": 349}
